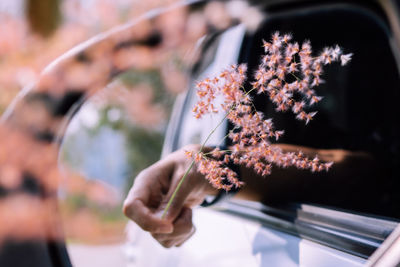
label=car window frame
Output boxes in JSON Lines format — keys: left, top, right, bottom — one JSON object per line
{"left": 162, "top": 0, "right": 400, "bottom": 261}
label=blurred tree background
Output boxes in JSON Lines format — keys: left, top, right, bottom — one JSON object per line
{"left": 0, "top": 0, "right": 180, "bottom": 244}
{"left": 1, "top": 0, "right": 178, "bottom": 187}
{"left": 26, "top": 0, "right": 62, "bottom": 37}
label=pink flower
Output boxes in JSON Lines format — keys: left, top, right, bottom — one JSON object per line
{"left": 188, "top": 32, "right": 350, "bottom": 191}
{"left": 341, "top": 53, "right": 353, "bottom": 66}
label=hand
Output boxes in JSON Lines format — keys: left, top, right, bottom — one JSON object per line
{"left": 123, "top": 144, "right": 217, "bottom": 248}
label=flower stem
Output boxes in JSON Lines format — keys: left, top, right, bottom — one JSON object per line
{"left": 161, "top": 106, "right": 235, "bottom": 219}
{"left": 161, "top": 160, "right": 195, "bottom": 219}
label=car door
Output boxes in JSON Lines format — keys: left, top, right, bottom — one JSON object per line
{"left": 158, "top": 1, "right": 400, "bottom": 266}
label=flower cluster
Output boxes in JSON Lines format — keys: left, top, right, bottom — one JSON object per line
{"left": 253, "top": 32, "right": 352, "bottom": 123}
{"left": 189, "top": 32, "right": 351, "bottom": 190}
{"left": 186, "top": 149, "right": 242, "bottom": 191}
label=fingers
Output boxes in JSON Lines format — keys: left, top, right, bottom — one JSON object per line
{"left": 123, "top": 198, "right": 173, "bottom": 234}
{"left": 123, "top": 169, "right": 174, "bottom": 234}
{"left": 123, "top": 145, "right": 209, "bottom": 246}
{"left": 175, "top": 226, "right": 196, "bottom": 247}
{"left": 160, "top": 172, "right": 191, "bottom": 221}
{"left": 151, "top": 207, "right": 195, "bottom": 248}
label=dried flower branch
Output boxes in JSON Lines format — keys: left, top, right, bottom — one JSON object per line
{"left": 184, "top": 32, "right": 351, "bottom": 192}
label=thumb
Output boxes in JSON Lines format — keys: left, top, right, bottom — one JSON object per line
{"left": 161, "top": 173, "right": 192, "bottom": 222}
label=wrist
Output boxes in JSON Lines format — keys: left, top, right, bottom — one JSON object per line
{"left": 203, "top": 182, "right": 220, "bottom": 196}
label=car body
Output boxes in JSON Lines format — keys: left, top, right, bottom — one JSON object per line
{"left": 135, "top": 0, "right": 400, "bottom": 266}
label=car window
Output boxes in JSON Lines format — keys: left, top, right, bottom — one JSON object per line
{"left": 171, "top": 2, "right": 400, "bottom": 219}
{"left": 240, "top": 3, "right": 399, "bottom": 219}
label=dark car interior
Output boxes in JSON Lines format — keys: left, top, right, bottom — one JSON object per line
{"left": 238, "top": 1, "right": 400, "bottom": 218}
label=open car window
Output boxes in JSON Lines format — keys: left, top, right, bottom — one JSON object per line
{"left": 165, "top": 1, "right": 400, "bottom": 218}
{"left": 161, "top": 0, "right": 400, "bottom": 264}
